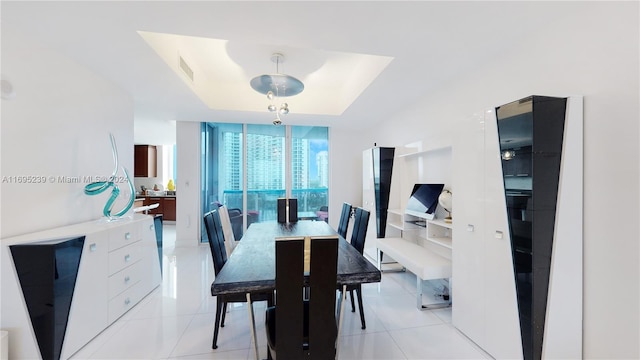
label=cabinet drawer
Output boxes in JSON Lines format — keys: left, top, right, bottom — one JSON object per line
{"left": 109, "top": 224, "right": 141, "bottom": 251}
{"left": 108, "top": 284, "right": 144, "bottom": 323}
{"left": 108, "top": 242, "right": 142, "bottom": 275}
{"left": 108, "top": 260, "right": 142, "bottom": 299}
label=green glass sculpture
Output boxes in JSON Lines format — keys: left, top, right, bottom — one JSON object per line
{"left": 84, "top": 133, "right": 134, "bottom": 219}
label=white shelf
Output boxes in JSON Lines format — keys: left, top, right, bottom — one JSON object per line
{"left": 383, "top": 140, "right": 454, "bottom": 263}
{"left": 404, "top": 209, "right": 435, "bottom": 220}
{"left": 388, "top": 221, "right": 405, "bottom": 231}
{"left": 397, "top": 143, "right": 452, "bottom": 158}
{"left": 425, "top": 219, "right": 453, "bottom": 249}
{"left": 427, "top": 219, "right": 453, "bottom": 229}
{"left": 386, "top": 209, "right": 452, "bottom": 250}
{"left": 427, "top": 235, "right": 452, "bottom": 249}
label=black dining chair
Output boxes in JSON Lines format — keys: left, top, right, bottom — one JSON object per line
{"left": 204, "top": 209, "right": 273, "bottom": 350}
{"left": 343, "top": 207, "right": 370, "bottom": 329}
{"left": 336, "top": 202, "right": 352, "bottom": 239}
{"left": 265, "top": 236, "right": 339, "bottom": 360}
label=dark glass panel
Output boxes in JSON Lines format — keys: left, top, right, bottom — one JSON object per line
{"left": 372, "top": 147, "right": 395, "bottom": 238}
{"left": 11, "top": 236, "right": 85, "bottom": 360}
{"left": 496, "top": 95, "right": 566, "bottom": 360}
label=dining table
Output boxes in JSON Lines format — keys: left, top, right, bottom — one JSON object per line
{"left": 211, "top": 220, "right": 381, "bottom": 360}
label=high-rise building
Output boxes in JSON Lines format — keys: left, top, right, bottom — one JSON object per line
{"left": 222, "top": 131, "right": 242, "bottom": 190}
{"left": 245, "top": 133, "right": 285, "bottom": 190}
{"left": 292, "top": 137, "right": 309, "bottom": 189}
{"left": 316, "top": 150, "right": 328, "bottom": 188}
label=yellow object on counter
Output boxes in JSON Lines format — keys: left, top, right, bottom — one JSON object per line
{"left": 167, "top": 179, "right": 175, "bottom": 191}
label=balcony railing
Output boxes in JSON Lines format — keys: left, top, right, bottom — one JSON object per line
{"left": 222, "top": 188, "right": 328, "bottom": 222}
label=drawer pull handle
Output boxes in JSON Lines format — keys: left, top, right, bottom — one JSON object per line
{"left": 124, "top": 254, "right": 131, "bottom": 262}
{"left": 495, "top": 231, "right": 504, "bottom": 239}
{"left": 124, "top": 297, "right": 131, "bottom": 306}
{"left": 89, "top": 243, "right": 97, "bottom": 252}
{"left": 125, "top": 232, "right": 131, "bottom": 240}
{"left": 124, "top": 276, "right": 131, "bottom": 283}
{"left": 467, "top": 224, "right": 474, "bottom": 232}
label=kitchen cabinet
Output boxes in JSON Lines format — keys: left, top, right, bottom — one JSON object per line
{"left": 163, "top": 197, "right": 176, "bottom": 221}
{"left": 134, "top": 198, "right": 144, "bottom": 208}
{"left": 134, "top": 145, "right": 157, "bottom": 177}
{"left": 144, "top": 197, "right": 164, "bottom": 216}
{"left": 143, "top": 196, "right": 176, "bottom": 221}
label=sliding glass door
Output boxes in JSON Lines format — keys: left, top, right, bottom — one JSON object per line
{"left": 246, "top": 124, "right": 286, "bottom": 224}
{"left": 201, "top": 123, "right": 244, "bottom": 241}
{"left": 291, "top": 126, "right": 329, "bottom": 221}
{"left": 201, "top": 123, "right": 328, "bottom": 242}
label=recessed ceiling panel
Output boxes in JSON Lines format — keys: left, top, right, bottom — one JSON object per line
{"left": 138, "top": 31, "right": 393, "bottom": 116}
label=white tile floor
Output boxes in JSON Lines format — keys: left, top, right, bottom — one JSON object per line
{"left": 70, "top": 224, "right": 490, "bottom": 360}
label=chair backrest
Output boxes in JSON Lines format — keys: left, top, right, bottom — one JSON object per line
{"left": 227, "top": 208, "right": 243, "bottom": 240}
{"left": 350, "top": 207, "right": 370, "bottom": 254}
{"left": 274, "top": 236, "right": 338, "bottom": 359}
{"left": 217, "top": 205, "right": 237, "bottom": 256}
{"left": 337, "top": 202, "right": 352, "bottom": 239}
{"left": 203, "top": 209, "right": 228, "bottom": 275}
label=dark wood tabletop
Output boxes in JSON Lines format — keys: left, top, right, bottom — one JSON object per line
{"left": 211, "top": 220, "right": 381, "bottom": 295}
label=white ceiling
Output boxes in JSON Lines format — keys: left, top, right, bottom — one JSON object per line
{"left": 2, "top": 1, "right": 576, "bottom": 138}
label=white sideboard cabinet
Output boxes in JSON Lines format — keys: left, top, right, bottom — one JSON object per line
{"left": 1, "top": 214, "right": 162, "bottom": 360}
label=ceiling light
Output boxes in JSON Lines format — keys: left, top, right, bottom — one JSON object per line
{"left": 501, "top": 150, "right": 516, "bottom": 161}
{"left": 251, "top": 53, "right": 303, "bottom": 125}
{"left": 250, "top": 53, "right": 304, "bottom": 97}
{"left": 273, "top": 112, "right": 282, "bottom": 126}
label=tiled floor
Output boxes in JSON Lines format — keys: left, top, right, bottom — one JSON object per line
{"left": 70, "top": 224, "right": 489, "bottom": 360}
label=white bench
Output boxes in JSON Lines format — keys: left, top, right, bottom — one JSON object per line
{"left": 376, "top": 237, "right": 452, "bottom": 309}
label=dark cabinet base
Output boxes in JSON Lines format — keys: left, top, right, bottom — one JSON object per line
{"left": 10, "top": 236, "right": 86, "bottom": 360}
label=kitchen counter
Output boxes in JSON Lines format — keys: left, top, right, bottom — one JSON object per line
{"left": 135, "top": 195, "right": 177, "bottom": 221}
{"left": 137, "top": 194, "right": 177, "bottom": 198}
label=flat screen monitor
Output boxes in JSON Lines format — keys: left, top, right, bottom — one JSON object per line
{"left": 405, "top": 183, "right": 445, "bottom": 220}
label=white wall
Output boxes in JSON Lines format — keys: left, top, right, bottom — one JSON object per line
{"left": 1, "top": 28, "right": 134, "bottom": 238}
{"left": 175, "top": 121, "right": 201, "bottom": 246}
{"left": 326, "top": 127, "right": 376, "bottom": 227}
{"left": 370, "top": 3, "right": 639, "bottom": 358}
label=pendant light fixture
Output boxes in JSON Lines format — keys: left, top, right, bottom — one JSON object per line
{"left": 250, "top": 53, "right": 303, "bottom": 125}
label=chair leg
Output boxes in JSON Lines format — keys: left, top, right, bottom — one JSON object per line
{"left": 349, "top": 289, "right": 356, "bottom": 312}
{"left": 213, "top": 299, "right": 224, "bottom": 349}
{"left": 221, "top": 302, "right": 228, "bottom": 327}
{"left": 356, "top": 285, "right": 366, "bottom": 329}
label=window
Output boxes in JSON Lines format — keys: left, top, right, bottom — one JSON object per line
{"left": 201, "top": 123, "right": 244, "bottom": 241}
{"left": 201, "top": 123, "right": 329, "bottom": 242}
{"left": 291, "top": 126, "right": 329, "bottom": 221}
